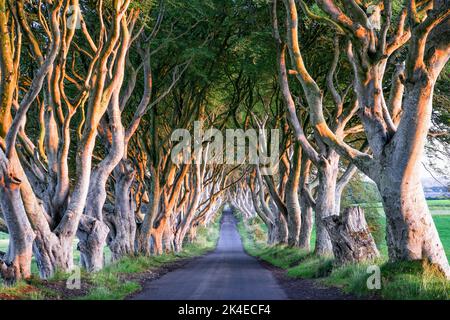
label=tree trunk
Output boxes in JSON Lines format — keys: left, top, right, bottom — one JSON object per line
{"left": 379, "top": 168, "right": 450, "bottom": 277}
{"left": 32, "top": 234, "right": 74, "bottom": 279}
{"left": 77, "top": 215, "right": 109, "bottom": 271}
{"left": 299, "top": 192, "right": 313, "bottom": 251}
{"left": 298, "top": 156, "right": 313, "bottom": 251}
{"left": 285, "top": 143, "right": 302, "bottom": 247}
{"left": 374, "top": 73, "right": 450, "bottom": 278}
{"left": 267, "top": 223, "right": 278, "bottom": 245}
{"left": 8, "top": 153, "right": 74, "bottom": 279}
{"left": 77, "top": 172, "right": 111, "bottom": 271}
{"left": 314, "top": 152, "right": 339, "bottom": 256}
{"left": 323, "top": 206, "right": 379, "bottom": 265}
{"left": 174, "top": 164, "right": 201, "bottom": 252}
{"left": 136, "top": 168, "right": 161, "bottom": 255}
{"left": 0, "top": 158, "right": 35, "bottom": 283}
{"left": 107, "top": 162, "right": 136, "bottom": 261}
{"left": 188, "top": 224, "right": 198, "bottom": 243}
{"left": 150, "top": 216, "right": 166, "bottom": 255}
{"left": 77, "top": 86, "right": 125, "bottom": 271}
{"left": 276, "top": 211, "right": 289, "bottom": 244}
{"left": 162, "top": 218, "right": 174, "bottom": 253}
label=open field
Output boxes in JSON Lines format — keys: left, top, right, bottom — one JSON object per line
{"left": 361, "top": 199, "right": 450, "bottom": 216}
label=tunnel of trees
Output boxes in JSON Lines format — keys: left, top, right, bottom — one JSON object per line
{"left": 0, "top": 0, "right": 449, "bottom": 285}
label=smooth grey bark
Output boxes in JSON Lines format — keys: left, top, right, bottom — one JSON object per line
{"left": 174, "top": 163, "right": 202, "bottom": 252}
{"left": 285, "top": 143, "right": 302, "bottom": 247}
{"left": 255, "top": 166, "right": 281, "bottom": 245}
{"left": 0, "top": 153, "right": 35, "bottom": 283}
{"left": 107, "top": 161, "right": 137, "bottom": 260}
{"left": 299, "top": 157, "right": 314, "bottom": 251}
{"left": 77, "top": 50, "right": 127, "bottom": 271}
{"left": 314, "top": 151, "right": 340, "bottom": 256}
{"left": 136, "top": 167, "right": 161, "bottom": 255}
{"left": 275, "top": 210, "right": 289, "bottom": 244}
{"left": 375, "top": 149, "right": 449, "bottom": 276}
{"left": 266, "top": 213, "right": 286, "bottom": 245}
{"left": 248, "top": 173, "right": 277, "bottom": 245}
{"left": 276, "top": 0, "right": 450, "bottom": 277}
{"left": 267, "top": 223, "right": 278, "bottom": 245}
{"left": 77, "top": 121, "right": 123, "bottom": 271}
{"left": 371, "top": 63, "right": 449, "bottom": 277}
{"left": 264, "top": 178, "right": 289, "bottom": 245}
{"left": 163, "top": 220, "right": 174, "bottom": 253}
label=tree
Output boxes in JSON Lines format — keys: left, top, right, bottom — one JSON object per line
{"left": 273, "top": 0, "right": 366, "bottom": 256}
{"left": 283, "top": 0, "right": 450, "bottom": 278}
{"left": 0, "top": 0, "right": 133, "bottom": 280}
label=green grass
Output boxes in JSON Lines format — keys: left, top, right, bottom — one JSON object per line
{"left": 434, "top": 215, "right": 450, "bottom": 258}
{"left": 287, "top": 255, "right": 334, "bottom": 279}
{"left": 324, "top": 260, "right": 450, "bottom": 299}
{"left": 257, "top": 246, "right": 310, "bottom": 269}
{"left": 0, "top": 281, "right": 48, "bottom": 300}
{"left": 237, "top": 213, "right": 450, "bottom": 300}
{"left": 82, "top": 280, "right": 141, "bottom": 300}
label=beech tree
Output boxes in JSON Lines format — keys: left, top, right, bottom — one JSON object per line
{"left": 77, "top": 1, "right": 192, "bottom": 270}
{"left": 278, "top": 0, "right": 450, "bottom": 277}
{"left": 0, "top": 0, "right": 448, "bottom": 287}
{"left": 0, "top": 0, "right": 134, "bottom": 281}
{"left": 273, "top": 0, "right": 367, "bottom": 255}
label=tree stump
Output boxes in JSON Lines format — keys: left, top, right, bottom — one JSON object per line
{"left": 323, "top": 206, "right": 379, "bottom": 265}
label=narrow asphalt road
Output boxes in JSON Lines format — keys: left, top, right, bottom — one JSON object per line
{"left": 131, "top": 210, "right": 288, "bottom": 300}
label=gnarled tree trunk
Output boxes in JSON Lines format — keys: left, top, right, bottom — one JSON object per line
{"left": 150, "top": 216, "right": 166, "bottom": 255}
{"left": 107, "top": 161, "right": 137, "bottom": 260}
{"left": 314, "top": 152, "right": 339, "bottom": 256}
{"left": 378, "top": 159, "right": 449, "bottom": 276}
{"left": 77, "top": 215, "right": 109, "bottom": 271}
{"left": 136, "top": 167, "right": 161, "bottom": 255}
{"left": 0, "top": 154, "right": 35, "bottom": 283}
{"left": 174, "top": 163, "right": 202, "bottom": 252}
{"left": 273, "top": 208, "right": 289, "bottom": 244}
{"left": 323, "top": 206, "right": 379, "bottom": 265}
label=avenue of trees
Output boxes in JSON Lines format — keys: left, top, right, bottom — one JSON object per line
{"left": 0, "top": 0, "right": 449, "bottom": 284}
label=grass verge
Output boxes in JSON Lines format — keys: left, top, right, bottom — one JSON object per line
{"left": 237, "top": 214, "right": 450, "bottom": 300}
{"left": 0, "top": 217, "right": 220, "bottom": 300}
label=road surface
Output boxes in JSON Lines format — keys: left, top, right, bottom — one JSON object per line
{"left": 131, "top": 210, "right": 288, "bottom": 300}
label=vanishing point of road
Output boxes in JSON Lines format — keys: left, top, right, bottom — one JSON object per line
{"left": 131, "top": 209, "right": 288, "bottom": 300}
